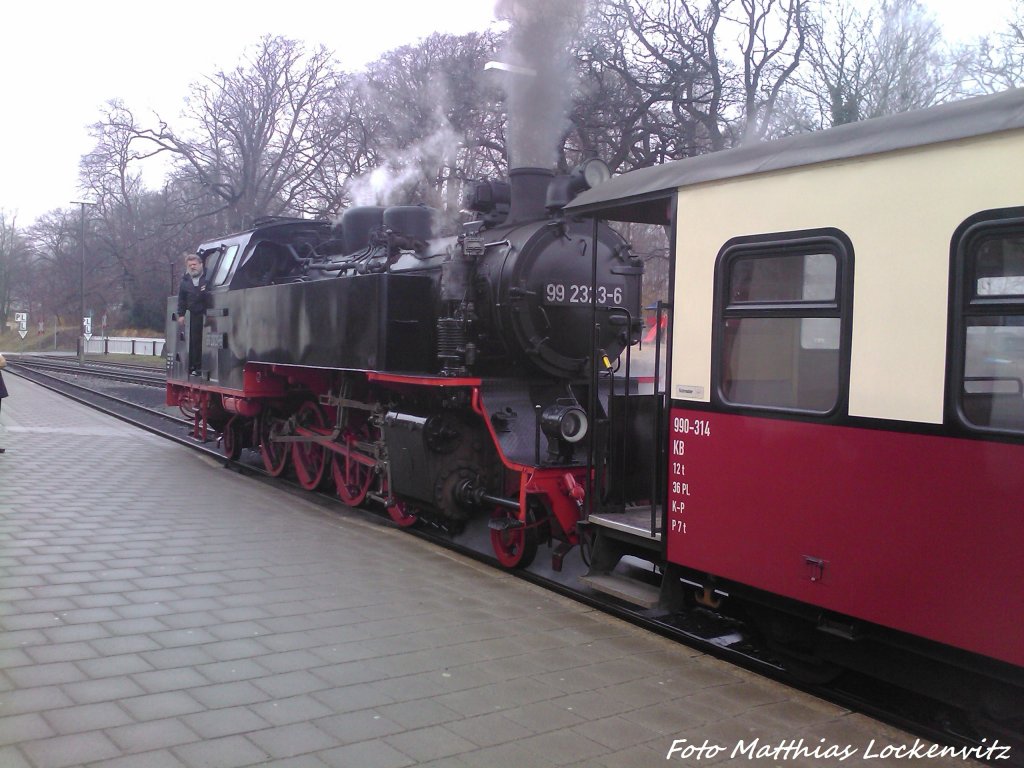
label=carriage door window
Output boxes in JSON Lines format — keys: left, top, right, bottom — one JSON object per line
{"left": 714, "top": 231, "right": 852, "bottom": 414}
{"left": 954, "top": 213, "right": 1024, "bottom": 435}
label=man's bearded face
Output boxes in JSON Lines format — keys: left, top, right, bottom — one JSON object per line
{"left": 186, "top": 258, "right": 203, "bottom": 277}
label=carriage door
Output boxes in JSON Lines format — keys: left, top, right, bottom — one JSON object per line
{"left": 577, "top": 217, "right": 671, "bottom": 609}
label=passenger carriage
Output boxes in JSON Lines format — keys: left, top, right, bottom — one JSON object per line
{"left": 567, "top": 88, "right": 1024, "bottom": 733}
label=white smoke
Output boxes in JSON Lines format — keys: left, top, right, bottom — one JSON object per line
{"left": 346, "top": 123, "right": 462, "bottom": 208}
{"left": 495, "top": 0, "right": 587, "bottom": 169}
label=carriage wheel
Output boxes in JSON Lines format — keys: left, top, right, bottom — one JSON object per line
{"left": 221, "top": 416, "right": 244, "bottom": 461}
{"left": 490, "top": 505, "right": 539, "bottom": 569}
{"left": 259, "top": 409, "right": 290, "bottom": 477}
{"left": 292, "top": 401, "right": 329, "bottom": 490}
{"left": 386, "top": 498, "right": 419, "bottom": 528}
{"left": 331, "top": 434, "right": 374, "bottom": 507}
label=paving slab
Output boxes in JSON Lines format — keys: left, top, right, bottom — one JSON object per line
{"left": 0, "top": 374, "right": 986, "bottom": 766}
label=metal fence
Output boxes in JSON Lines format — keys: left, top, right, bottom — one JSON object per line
{"left": 84, "top": 337, "right": 165, "bottom": 356}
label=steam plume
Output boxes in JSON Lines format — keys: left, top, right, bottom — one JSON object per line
{"left": 346, "top": 124, "right": 461, "bottom": 208}
{"left": 495, "top": 0, "right": 586, "bottom": 169}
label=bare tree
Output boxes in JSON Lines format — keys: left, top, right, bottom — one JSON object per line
{"left": 594, "top": 0, "right": 731, "bottom": 155}
{"left": 25, "top": 211, "right": 90, "bottom": 328}
{"left": 570, "top": 6, "right": 682, "bottom": 170}
{"left": 0, "top": 213, "right": 33, "bottom": 330}
{"left": 106, "top": 37, "right": 348, "bottom": 231}
{"left": 791, "top": 0, "right": 963, "bottom": 130}
{"left": 351, "top": 31, "right": 506, "bottom": 213}
{"left": 586, "top": 0, "right": 808, "bottom": 156}
{"left": 965, "top": 0, "right": 1024, "bottom": 93}
{"left": 290, "top": 74, "right": 376, "bottom": 218}
{"left": 799, "top": 0, "right": 875, "bottom": 127}
{"left": 866, "top": 0, "right": 960, "bottom": 116}
{"left": 80, "top": 102, "right": 217, "bottom": 328}
{"left": 732, "top": 0, "right": 808, "bottom": 142}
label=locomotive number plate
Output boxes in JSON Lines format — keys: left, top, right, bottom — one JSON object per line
{"left": 544, "top": 283, "right": 624, "bottom": 306}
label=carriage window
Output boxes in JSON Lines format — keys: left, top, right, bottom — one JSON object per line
{"left": 716, "top": 234, "right": 850, "bottom": 414}
{"left": 729, "top": 252, "right": 836, "bottom": 303}
{"left": 974, "top": 235, "right": 1024, "bottom": 297}
{"left": 212, "top": 245, "right": 239, "bottom": 287}
{"left": 956, "top": 221, "right": 1024, "bottom": 434}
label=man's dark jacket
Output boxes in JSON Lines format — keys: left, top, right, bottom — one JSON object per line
{"left": 176, "top": 272, "right": 209, "bottom": 318}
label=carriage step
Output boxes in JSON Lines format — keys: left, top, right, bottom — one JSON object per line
{"left": 587, "top": 508, "right": 661, "bottom": 542}
{"left": 580, "top": 573, "right": 661, "bottom": 609}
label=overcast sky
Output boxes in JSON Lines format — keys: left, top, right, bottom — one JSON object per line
{"left": 0, "top": 0, "right": 1014, "bottom": 225}
{"left": 0, "top": 0, "right": 500, "bottom": 224}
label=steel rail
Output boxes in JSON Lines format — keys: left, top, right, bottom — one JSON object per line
{"left": 7, "top": 357, "right": 166, "bottom": 387}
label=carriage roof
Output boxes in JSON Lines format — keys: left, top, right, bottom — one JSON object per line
{"left": 564, "top": 87, "right": 1024, "bottom": 225}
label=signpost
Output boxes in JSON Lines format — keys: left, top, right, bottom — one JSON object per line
{"left": 72, "top": 199, "right": 96, "bottom": 364}
{"left": 15, "top": 312, "right": 28, "bottom": 340}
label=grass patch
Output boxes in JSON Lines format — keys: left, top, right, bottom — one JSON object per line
{"left": 85, "top": 353, "right": 166, "bottom": 368}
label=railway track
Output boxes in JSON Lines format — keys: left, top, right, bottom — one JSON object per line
{"left": 6, "top": 354, "right": 166, "bottom": 386}
{"left": 4, "top": 359, "right": 1017, "bottom": 766}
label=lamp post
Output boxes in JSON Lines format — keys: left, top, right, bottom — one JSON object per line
{"left": 71, "top": 200, "right": 95, "bottom": 364}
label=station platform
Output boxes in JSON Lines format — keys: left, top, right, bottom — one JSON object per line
{"left": 0, "top": 375, "right": 982, "bottom": 767}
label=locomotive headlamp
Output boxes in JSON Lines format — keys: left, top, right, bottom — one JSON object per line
{"left": 580, "top": 158, "right": 611, "bottom": 189}
{"left": 566, "top": 159, "right": 612, "bottom": 195}
{"left": 549, "top": 159, "right": 614, "bottom": 211}
{"left": 540, "top": 404, "right": 589, "bottom": 444}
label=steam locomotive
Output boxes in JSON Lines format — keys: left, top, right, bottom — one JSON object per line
{"left": 166, "top": 161, "right": 649, "bottom": 568}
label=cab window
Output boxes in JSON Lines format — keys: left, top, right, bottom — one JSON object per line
{"left": 211, "top": 245, "right": 239, "bottom": 287}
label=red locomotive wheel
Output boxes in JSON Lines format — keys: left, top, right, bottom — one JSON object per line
{"left": 490, "top": 508, "right": 539, "bottom": 569}
{"left": 259, "top": 409, "right": 290, "bottom": 477}
{"left": 331, "top": 436, "right": 373, "bottom": 507}
{"left": 386, "top": 498, "right": 419, "bottom": 528}
{"left": 292, "top": 401, "right": 329, "bottom": 490}
{"left": 221, "top": 416, "right": 244, "bottom": 461}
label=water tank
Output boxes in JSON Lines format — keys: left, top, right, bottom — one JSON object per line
{"left": 341, "top": 206, "right": 386, "bottom": 254}
{"left": 384, "top": 205, "right": 435, "bottom": 242}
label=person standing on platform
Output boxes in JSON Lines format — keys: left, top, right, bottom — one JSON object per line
{"left": 176, "top": 252, "right": 208, "bottom": 375}
{"left": 0, "top": 352, "right": 8, "bottom": 453}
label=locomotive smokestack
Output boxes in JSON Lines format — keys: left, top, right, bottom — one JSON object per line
{"left": 507, "top": 167, "right": 554, "bottom": 223}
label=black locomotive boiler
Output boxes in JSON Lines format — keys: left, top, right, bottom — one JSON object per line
{"left": 166, "top": 162, "right": 647, "bottom": 567}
